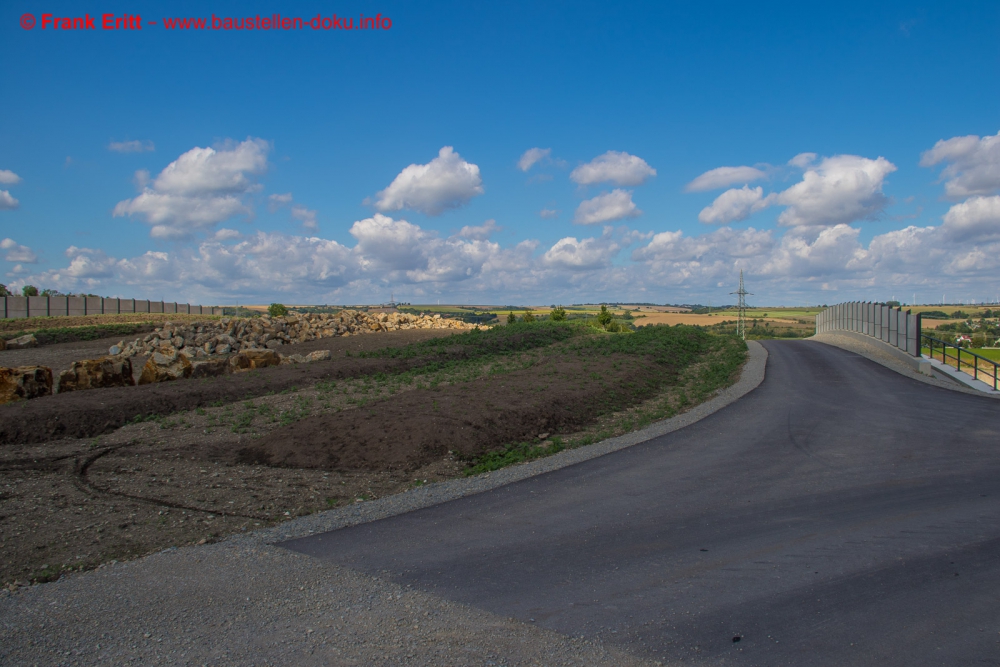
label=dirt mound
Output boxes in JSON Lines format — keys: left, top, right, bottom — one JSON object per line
{"left": 244, "top": 353, "right": 669, "bottom": 472}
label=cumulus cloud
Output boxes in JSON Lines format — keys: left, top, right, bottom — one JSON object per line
{"left": 920, "top": 131, "right": 1000, "bottom": 199}
{"left": 685, "top": 166, "right": 767, "bottom": 192}
{"left": 940, "top": 195, "right": 1000, "bottom": 242}
{"left": 698, "top": 186, "right": 776, "bottom": 224}
{"left": 109, "top": 140, "right": 155, "bottom": 153}
{"left": 775, "top": 155, "right": 897, "bottom": 228}
{"left": 570, "top": 151, "right": 656, "bottom": 187}
{"left": 539, "top": 208, "right": 559, "bottom": 219}
{"left": 457, "top": 219, "right": 500, "bottom": 241}
{"left": 0, "top": 170, "right": 22, "bottom": 185}
{"left": 0, "top": 191, "right": 18, "bottom": 210}
{"left": 371, "top": 146, "right": 484, "bottom": 216}
{"left": 543, "top": 233, "right": 621, "bottom": 271}
{"left": 113, "top": 137, "right": 269, "bottom": 239}
{"left": 291, "top": 205, "right": 318, "bottom": 230}
{"left": 517, "top": 148, "right": 551, "bottom": 172}
{"left": 574, "top": 189, "right": 641, "bottom": 225}
{"left": 1, "top": 238, "right": 38, "bottom": 263}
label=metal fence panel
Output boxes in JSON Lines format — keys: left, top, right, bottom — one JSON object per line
{"left": 68, "top": 297, "right": 86, "bottom": 316}
{"left": 6, "top": 296, "right": 27, "bottom": 318}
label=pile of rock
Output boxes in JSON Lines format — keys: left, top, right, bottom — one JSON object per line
{"left": 110, "top": 310, "right": 481, "bottom": 359}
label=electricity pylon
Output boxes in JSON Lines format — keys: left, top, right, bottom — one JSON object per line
{"left": 730, "top": 270, "right": 752, "bottom": 340}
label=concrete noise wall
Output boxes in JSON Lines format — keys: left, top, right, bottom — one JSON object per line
{"left": 0, "top": 296, "right": 224, "bottom": 319}
{"left": 815, "top": 301, "right": 921, "bottom": 357}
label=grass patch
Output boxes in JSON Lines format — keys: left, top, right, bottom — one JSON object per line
{"left": 3, "top": 323, "right": 154, "bottom": 345}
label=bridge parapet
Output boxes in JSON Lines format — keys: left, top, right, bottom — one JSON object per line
{"left": 815, "top": 302, "right": 920, "bottom": 357}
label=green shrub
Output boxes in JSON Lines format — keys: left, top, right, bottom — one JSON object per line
{"left": 268, "top": 303, "right": 289, "bottom": 317}
{"left": 507, "top": 311, "right": 516, "bottom": 324}
{"left": 597, "top": 305, "right": 613, "bottom": 328}
{"left": 522, "top": 311, "right": 536, "bottom": 323}
{"left": 550, "top": 306, "right": 567, "bottom": 321}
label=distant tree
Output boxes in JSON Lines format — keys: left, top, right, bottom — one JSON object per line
{"left": 22, "top": 285, "right": 38, "bottom": 297}
{"left": 507, "top": 311, "right": 516, "bottom": 324}
{"left": 885, "top": 300, "right": 900, "bottom": 307}
{"left": 268, "top": 302, "right": 289, "bottom": 317}
{"left": 522, "top": 311, "right": 536, "bottom": 323}
{"left": 40, "top": 288, "right": 64, "bottom": 297}
{"left": 550, "top": 306, "right": 567, "bottom": 321}
{"left": 597, "top": 304, "right": 613, "bottom": 328}
{"left": 0, "top": 283, "right": 9, "bottom": 296}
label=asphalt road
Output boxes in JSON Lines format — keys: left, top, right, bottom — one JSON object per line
{"left": 284, "top": 340, "right": 1000, "bottom": 666}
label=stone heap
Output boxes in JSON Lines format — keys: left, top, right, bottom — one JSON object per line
{"left": 111, "top": 310, "right": 481, "bottom": 359}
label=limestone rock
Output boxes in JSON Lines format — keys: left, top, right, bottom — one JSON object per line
{"left": 0, "top": 366, "right": 53, "bottom": 405}
{"left": 229, "top": 349, "right": 282, "bottom": 373}
{"left": 6, "top": 334, "right": 39, "bottom": 350}
{"left": 305, "top": 349, "right": 332, "bottom": 362}
{"left": 57, "top": 357, "right": 135, "bottom": 393}
{"left": 138, "top": 346, "right": 192, "bottom": 385}
{"left": 265, "top": 339, "right": 284, "bottom": 350}
{"left": 280, "top": 353, "right": 308, "bottom": 365}
{"left": 190, "top": 357, "right": 230, "bottom": 379}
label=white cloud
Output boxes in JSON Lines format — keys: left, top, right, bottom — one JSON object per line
{"left": 775, "top": 155, "right": 897, "bottom": 228}
{"left": 268, "top": 192, "right": 293, "bottom": 212}
{"left": 517, "top": 148, "right": 551, "bottom": 172}
{"left": 685, "top": 166, "right": 766, "bottom": 192}
{"left": 570, "top": 151, "right": 656, "bottom": 187}
{"left": 0, "top": 190, "right": 18, "bottom": 210}
{"left": 940, "top": 195, "right": 1000, "bottom": 242}
{"left": 113, "top": 192, "right": 249, "bottom": 240}
{"left": 920, "top": 131, "right": 1000, "bottom": 199}
{"left": 788, "top": 153, "right": 817, "bottom": 168}
{"left": 457, "top": 219, "right": 500, "bottom": 241}
{"left": 539, "top": 208, "right": 559, "bottom": 219}
{"left": 1, "top": 238, "right": 38, "bottom": 263}
{"left": 574, "top": 189, "right": 641, "bottom": 225}
{"left": 371, "top": 146, "right": 484, "bottom": 216}
{"left": 113, "top": 137, "right": 269, "bottom": 239}
{"left": 108, "top": 140, "right": 155, "bottom": 153}
{"left": 543, "top": 234, "right": 620, "bottom": 271}
{"left": 698, "top": 186, "right": 776, "bottom": 224}
{"left": 759, "top": 225, "right": 869, "bottom": 278}
{"left": 0, "top": 170, "right": 22, "bottom": 185}
{"left": 213, "top": 228, "right": 242, "bottom": 241}
{"left": 291, "top": 205, "right": 318, "bottom": 230}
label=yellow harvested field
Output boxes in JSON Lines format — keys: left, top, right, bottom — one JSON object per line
{"left": 633, "top": 312, "right": 734, "bottom": 326}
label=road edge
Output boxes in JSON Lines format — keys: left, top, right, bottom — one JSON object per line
{"left": 249, "top": 340, "right": 768, "bottom": 545}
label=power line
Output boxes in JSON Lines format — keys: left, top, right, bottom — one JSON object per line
{"left": 730, "top": 269, "right": 752, "bottom": 340}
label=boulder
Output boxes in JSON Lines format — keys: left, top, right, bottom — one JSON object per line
{"left": 190, "top": 357, "right": 230, "bottom": 379}
{"left": 280, "top": 353, "right": 308, "bottom": 365}
{"left": 0, "top": 366, "right": 53, "bottom": 405}
{"left": 229, "top": 349, "right": 282, "bottom": 373}
{"left": 138, "top": 345, "right": 192, "bottom": 385}
{"left": 265, "top": 339, "right": 284, "bottom": 350}
{"left": 306, "top": 349, "right": 332, "bottom": 362}
{"left": 57, "top": 357, "right": 135, "bottom": 393}
{"left": 6, "top": 334, "right": 39, "bottom": 350}
{"left": 0, "top": 338, "right": 5, "bottom": 351}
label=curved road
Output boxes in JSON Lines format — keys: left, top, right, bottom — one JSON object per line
{"left": 285, "top": 340, "right": 1000, "bottom": 666}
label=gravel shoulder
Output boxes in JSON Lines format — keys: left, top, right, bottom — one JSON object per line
{"left": 0, "top": 342, "right": 765, "bottom": 666}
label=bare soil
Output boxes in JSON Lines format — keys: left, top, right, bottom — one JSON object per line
{"left": 0, "top": 325, "right": 744, "bottom": 589}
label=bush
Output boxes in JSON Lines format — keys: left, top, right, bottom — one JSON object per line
{"left": 597, "top": 305, "right": 613, "bottom": 328}
{"left": 522, "top": 311, "right": 536, "bottom": 323}
{"left": 268, "top": 303, "right": 289, "bottom": 317}
{"left": 507, "top": 311, "right": 516, "bottom": 324}
{"left": 550, "top": 306, "right": 567, "bottom": 321}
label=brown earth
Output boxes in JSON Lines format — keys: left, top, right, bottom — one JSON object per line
{"left": 0, "top": 326, "right": 743, "bottom": 589}
{"left": 243, "top": 352, "right": 662, "bottom": 472}
{"left": 0, "top": 329, "right": 460, "bottom": 445}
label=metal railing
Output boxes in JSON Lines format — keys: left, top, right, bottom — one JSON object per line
{"left": 922, "top": 334, "right": 1000, "bottom": 391}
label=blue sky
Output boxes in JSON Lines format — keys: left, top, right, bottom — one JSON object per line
{"left": 2, "top": 1, "right": 999, "bottom": 306}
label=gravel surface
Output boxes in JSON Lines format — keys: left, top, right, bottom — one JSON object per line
{"left": 0, "top": 342, "right": 765, "bottom": 666}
